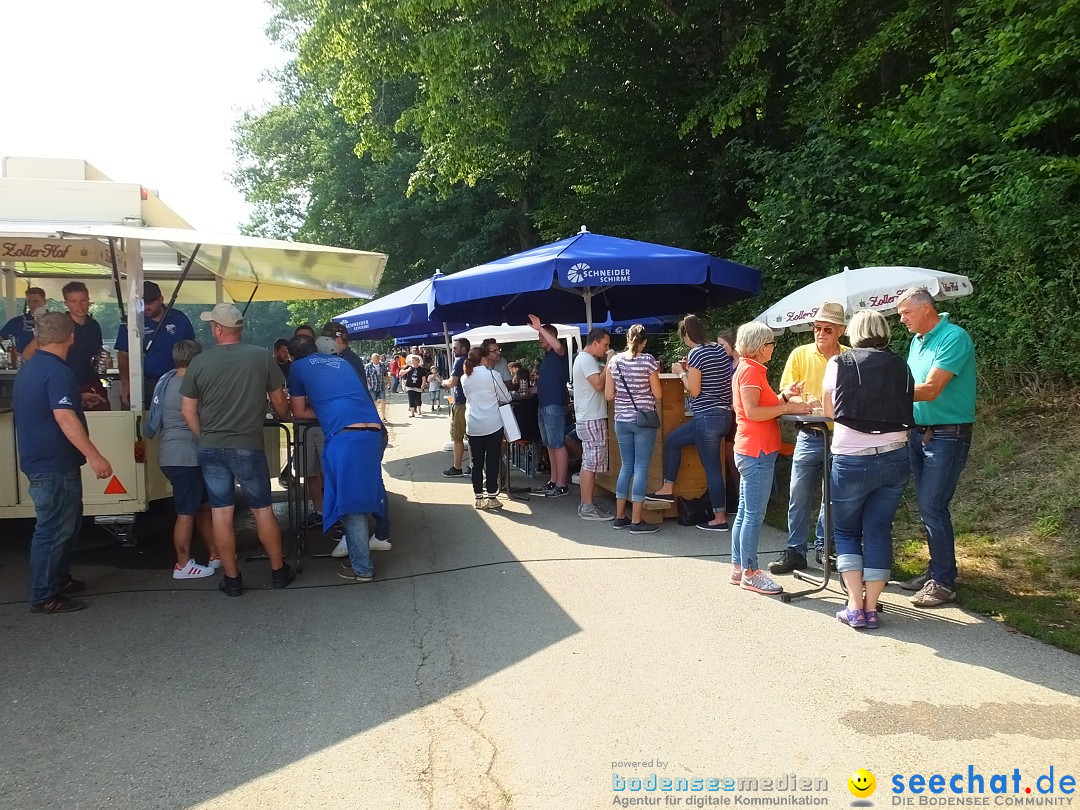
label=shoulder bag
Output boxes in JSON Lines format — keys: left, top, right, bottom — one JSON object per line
{"left": 617, "top": 360, "right": 661, "bottom": 429}
{"left": 491, "top": 369, "right": 522, "bottom": 441}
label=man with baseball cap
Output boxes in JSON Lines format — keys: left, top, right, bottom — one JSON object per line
{"left": 116, "top": 280, "right": 195, "bottom": 410}
{"left": 769, "top": 301, "right": 849, "bottom": 575}
{"left": 181, "top": 302, "right": 294, "bottom": 597}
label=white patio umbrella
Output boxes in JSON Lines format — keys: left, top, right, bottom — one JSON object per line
{"left": 757, "top": 266, "right": 974, "bottom": 332}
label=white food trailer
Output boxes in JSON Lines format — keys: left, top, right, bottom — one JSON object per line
{"left": 0, "top": 157, "right": 387, "bottom": 537}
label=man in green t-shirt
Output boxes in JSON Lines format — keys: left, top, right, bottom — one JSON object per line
{"left": 897, "top": 287, "right": 976, "bottom": 609}
{"left": 180, "top": 303, "right": 293, "bottom": 597}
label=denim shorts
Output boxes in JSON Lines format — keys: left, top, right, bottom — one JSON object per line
{"left": 198, "top": 447, "right": 273, "bottom": 509}
{"left": 371, "top": 389, "right": 385, "bottom": 401}
{"left": 161, "top": 465, "right": 208, "bottom": 516}
{"left": 538, "top": 404, "right": 567, "bottom": 449}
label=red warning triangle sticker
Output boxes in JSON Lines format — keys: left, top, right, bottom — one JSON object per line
{"left": 104, "top": 476, "right": 127, "bottom": 495}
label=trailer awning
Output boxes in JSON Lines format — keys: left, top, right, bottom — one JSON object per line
{"left": 55, "top": 224, "right": 387, "bottom": 301}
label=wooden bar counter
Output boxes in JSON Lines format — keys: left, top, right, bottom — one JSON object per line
{"left": 595, "top": 373, "right": 717, "bottom": 524}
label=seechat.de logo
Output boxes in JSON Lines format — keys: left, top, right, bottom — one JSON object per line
{"left": 567, "top": 262, "right": 590, "bottom": 283}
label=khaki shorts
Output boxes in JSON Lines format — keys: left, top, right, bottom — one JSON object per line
{"left": 450, "top": 404, "right": 467, "bottom": 442}
{"left": 304, "top": 425, "right": 325, "bottom": 476}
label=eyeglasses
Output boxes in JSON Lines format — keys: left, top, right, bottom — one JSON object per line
{"left": 764, "top": 341, "right": 775, "bottom": 346}
{"left": 813, "top": 325, "right": 836, "bottom": 334}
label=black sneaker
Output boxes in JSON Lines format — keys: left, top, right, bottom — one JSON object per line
{"left": 271, "top": 563, "right": 296, "bottom": 589}
{"left": 305, "top": 511, "right": 323, "bottom": 528}
{"left": 30, "top": 595, "right": 87, "bottom": 614}
{"left": 612, "top": 516, "right": 632, "bottom": 530}
{"left": 629, "top": 522, "right": 659, "bottom": 534}
{"left": 532, "top": 481, "right": 557, "bottom": 495}
{"left": 442, "top": 466, "right": 465, "bottom": 477}
{"left": 218, "top": 573, "right": 243, "bottom": 597}
{"left": 59, "top": 575, "right": 87, "bottom": 595}
{"left": 549, "top": 486, "right": 570, "bottom": 498}
{"left": 768, "top": 548, "right": 808, "bottom": 575}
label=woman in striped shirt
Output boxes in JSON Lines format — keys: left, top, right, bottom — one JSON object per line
{"left": 604, "top": 324, "right": 663, "bottom": 533}
{"left": 647, "top": 315, "right": 733, "bottom": 531}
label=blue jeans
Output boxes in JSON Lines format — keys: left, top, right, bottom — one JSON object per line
{"left": 342, "top": 512, "right": 374, "bottom": 577}
{"left": 662, "top": 411, "right": 731, "bottom": 514}
{"left": 613, "top": 420, "right": 658, "bottom": 503}
{"left": 909, "top": 429, "right": 971, "bottom": 589}
{"left": 198, "top": 447, "right": 273, "bottom": 509}
{"left": 830, "top": 448, "right": 910, "bottom": 582}
{"left": 731, "top": 451, "right": 777, "bottom": 570}
{"left": 786, "top": 431, "right": 826, "bottom": 554}
{"left": 27, "top": 470, "right": 84, "bottom": 605}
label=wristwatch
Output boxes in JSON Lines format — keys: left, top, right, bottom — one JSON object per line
{"left": 678, "top": 371, "right": 688, "bottom": 380}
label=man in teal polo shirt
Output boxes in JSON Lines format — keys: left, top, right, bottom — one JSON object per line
{"left": 897, "top": 287, "right": 976, "bottom": 608}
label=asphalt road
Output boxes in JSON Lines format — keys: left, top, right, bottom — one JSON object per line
{"left": 1, "top": 394, "right": 1077, "bottom": 809}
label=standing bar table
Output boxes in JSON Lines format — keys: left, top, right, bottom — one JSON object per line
{"left": 778, "top": 414, "right": 834, "bottom": 603}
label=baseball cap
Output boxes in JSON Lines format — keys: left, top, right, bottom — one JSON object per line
{"left": 144, "top": 281, "right": 163, "bottom": 301}
{"left": 199, "top": 303, "right": 244, "bottom": 327}
{"left": 315, "top": 336, "right": 339, "bottom": 355}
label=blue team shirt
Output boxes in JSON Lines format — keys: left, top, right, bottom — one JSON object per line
{"left": 1, "top": 314, "right": 38, "bottom": 353}
{"left": 288, "top": 353, "right": 381, "bottom": 436}
{"left": 14, "top": 350, "right": 87, "bottom": 473}
{"left": 115, "top": 308, "right": 196, "bottom": 380}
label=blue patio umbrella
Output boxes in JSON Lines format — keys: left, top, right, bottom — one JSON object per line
{"left": 574, "top": 315, "right": 681, "bottom": 337}
{"left": 334, "top": 271, "right": 466, "bottom": 339}
{"left": 428, "top": 228, "right": 762, "bottom": 328}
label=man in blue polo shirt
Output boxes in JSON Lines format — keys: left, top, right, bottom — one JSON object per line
{"left": 0, "top": 286, "right": 47, "bottom": 355}
{"left": 116, "top": 281, "right": 195, "bottom": 409}
{"left": 14, "top": 313, "right": 114, "bottom": 614}
{"left": 897, "top": 286, "right": 976, "bottom": 608}
{"left": 287, "top": 334, "right": 386, "bottom": 583}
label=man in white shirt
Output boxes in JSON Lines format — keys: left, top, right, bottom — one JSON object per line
{"left": 572, "top": 327, "right": 614, "bottom": 520}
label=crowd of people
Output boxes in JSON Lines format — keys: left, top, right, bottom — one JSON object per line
{"left": 15, "top": 282, "right": 974, "bottom": 627}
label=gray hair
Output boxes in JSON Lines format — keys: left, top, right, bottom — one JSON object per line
{"left": 897, "top": 286, "right": 935, "bottom": 308}
{"left": 847, "top": 311, "right": 891, "bottom": 349}
{"left": 171, "top": 339, "right": 202, "bottom": 369}
{"left": 34, "top": 311, "right": 74, "bottom": 345}
{"left": 735, "top": 321, "right": 776, "bottom": 357}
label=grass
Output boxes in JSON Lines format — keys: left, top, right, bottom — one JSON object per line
{"left": 767, "top": 390, "right": 1080, "bottom": 655}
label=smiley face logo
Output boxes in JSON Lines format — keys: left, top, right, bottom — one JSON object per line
{"left": 848, "top": 769, "right": 876, "bottom": 798}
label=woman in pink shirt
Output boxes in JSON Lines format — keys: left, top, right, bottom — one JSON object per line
{"left": 730, "top": 322, "right": 811, "bottom": 594}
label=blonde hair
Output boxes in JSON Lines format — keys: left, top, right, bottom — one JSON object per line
{"left": 735, "top": 321, "right": 776, "bottom": 357}
{"left": 847, "top": 310, "right": 891, "bottom": 349}
{"left": 626, "top": 324, "right": 648, "bottom": 356}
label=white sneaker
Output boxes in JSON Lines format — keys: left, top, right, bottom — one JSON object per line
{"left": 571, "top": 472, "right": 581, "bottom": 485}
{"left": 173, "top": 559, "right": 215, "bottom": 580}
{"left": 207, "top": 556, "right": 222, "bottom": 570}
{"left": 331, "top": 537, "right": 349, "bottom": 557}
{"left": 369, "top": 535, "right": 392, "bottom": 551}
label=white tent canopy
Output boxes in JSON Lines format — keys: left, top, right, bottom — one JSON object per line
{"left": 452, "top": 323, "right": 582, "bottom": 377}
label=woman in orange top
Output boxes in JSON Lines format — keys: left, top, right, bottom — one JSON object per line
{"left": 730, "top": 322, "right": 812, "bottom": 595}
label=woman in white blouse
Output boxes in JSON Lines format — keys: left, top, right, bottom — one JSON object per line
{"left": 460, "top": 344, "right": 512, "bottom": 510}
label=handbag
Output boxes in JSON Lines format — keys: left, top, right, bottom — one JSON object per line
{"left": 491, "top": 370, "right": 522, "bottom": 441}
{"left": 676, "top": 493, "right": 713, "bottom": 526}
{"left": 617, "top": 361, "right": 661, "bottom": 429}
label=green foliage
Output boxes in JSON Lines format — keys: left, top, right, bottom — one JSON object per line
{"left": 233, "top": 0, "right": 1080, "bottom": 382}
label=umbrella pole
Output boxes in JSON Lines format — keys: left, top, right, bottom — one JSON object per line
{"left": 584, "top": 290, "right": 594, "bottom": 331}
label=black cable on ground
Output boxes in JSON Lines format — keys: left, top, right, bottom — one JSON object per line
{"left": 0, "top": 551, "right": 732, "bottom": 606}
